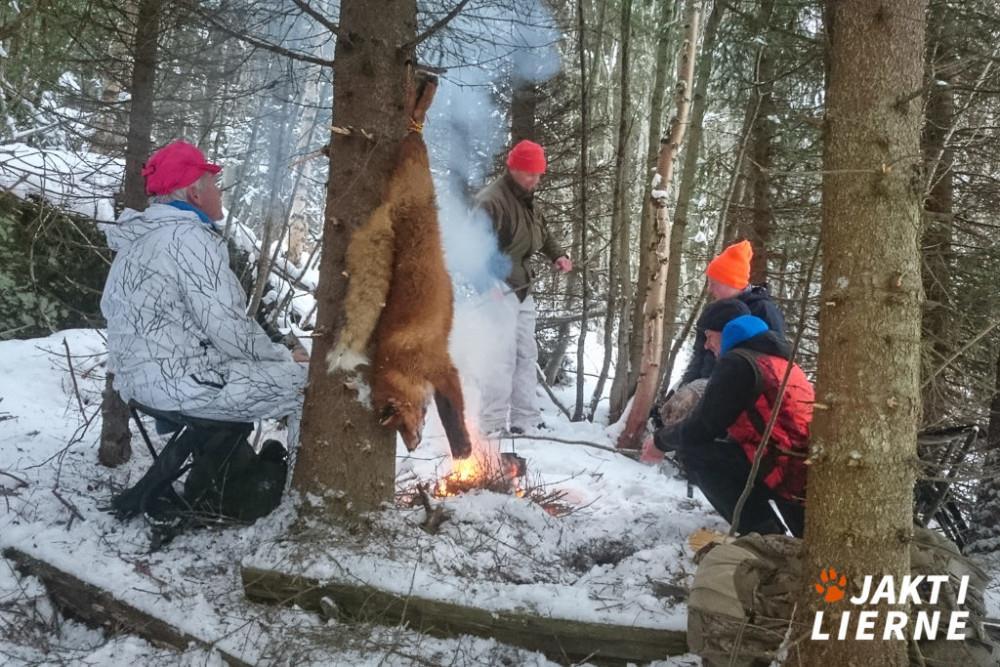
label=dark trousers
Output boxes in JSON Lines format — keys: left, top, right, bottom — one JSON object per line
{"left": 679, "top": 438, "right": 804, "bottom": 538}
{"left": 111, "top": 410, "right": 252, "bottom": 519}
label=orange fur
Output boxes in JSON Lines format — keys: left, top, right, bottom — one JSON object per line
{"left": 328, "top": 203, "right": 394, "bottom": 370}
{"left": 369, "top": 132, "right": 472, "bottom": 458}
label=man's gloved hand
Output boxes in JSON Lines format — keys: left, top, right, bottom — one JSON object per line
{"left": 640, "top": 436, "right": 665, "bottom": 465}
{"left": 554, "top": 256, "right": 573, "bottom": 273}
{"left": 292, "top": 346, "right": 309, "bottom": 363}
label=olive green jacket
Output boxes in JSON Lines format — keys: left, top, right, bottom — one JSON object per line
{"left": 473, "top": 172, "right": 565, "bottom": 301}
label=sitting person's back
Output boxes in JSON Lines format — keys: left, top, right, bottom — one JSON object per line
{"left": 102, "top": 141, "right": 306, "bottom": 523}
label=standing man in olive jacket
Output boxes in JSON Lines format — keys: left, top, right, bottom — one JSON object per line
{"left": 474, "top": 140, "right": 572, "bottom": 434}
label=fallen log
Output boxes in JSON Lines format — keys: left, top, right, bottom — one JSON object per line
{"left": 3, "top": 547, "right": 254, "bottom": 667}
{"left": 241, "top": 564, "right": 688, "bottom": 664}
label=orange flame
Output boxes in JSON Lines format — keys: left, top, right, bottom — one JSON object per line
{"left": 435, "top": 456, "right": 482, "bottom": 496}
{"left": 433, "top": 451, "right": 525, "bottom": 498}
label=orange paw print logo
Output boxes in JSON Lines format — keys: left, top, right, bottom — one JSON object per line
{"left": 814, "top": 568, "right": 847, "bottom": 603}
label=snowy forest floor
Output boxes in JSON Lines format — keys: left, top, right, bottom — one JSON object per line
{"left": 0, "top": 329, "right": 719, "bottom": 666}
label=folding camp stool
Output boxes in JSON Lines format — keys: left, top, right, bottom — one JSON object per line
{"left": 108, "top": 401, "right": 252, "bottom": 521}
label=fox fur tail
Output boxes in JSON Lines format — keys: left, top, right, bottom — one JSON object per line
{"left": 327, "top": 202, "right": 395, "bottom": 373}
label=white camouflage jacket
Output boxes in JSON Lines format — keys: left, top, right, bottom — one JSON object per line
{"left": 100, "top": 204, "right": 300, "bottom": 418}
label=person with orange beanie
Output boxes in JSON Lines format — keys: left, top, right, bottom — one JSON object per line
{"left": 473, "top": 140, "right": 572, "bottom": 435}
{"left": 679, "top": 239, "right": 786, "bottom": 387}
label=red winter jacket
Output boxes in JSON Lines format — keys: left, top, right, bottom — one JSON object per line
{"left": 725, "top": 350, "right": 813, "bottom": 501}
{"left": 653, "top": 330, "right": 814, "bottom": 502}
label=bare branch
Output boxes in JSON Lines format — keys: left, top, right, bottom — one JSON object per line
{"left": 291, "top": 0, "right": 340, "bottom": 36}
{"left": 535, "top": 366, "right": 572, "bottom": 420}
{"left": 504, "top": 433, "right": 640, "bottom": 460}
{"left": 402, "top": 0, "right": 473, "bottom": 49}
{"left": 52, "top": 488, "right": 85, "bottom": 524}
{"left": 62, "top": 338, "right": 86, "bottom": 417}
{"left": 197, "top": 9, "right": 335, "bottom": 68}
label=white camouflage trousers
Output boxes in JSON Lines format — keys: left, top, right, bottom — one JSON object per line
{"left": 479, "top": 293, "right": 541, "bottom": 432}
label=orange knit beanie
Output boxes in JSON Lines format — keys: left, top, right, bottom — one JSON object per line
{"left": 706, "top": 240, "right": 752, "bottom": 290}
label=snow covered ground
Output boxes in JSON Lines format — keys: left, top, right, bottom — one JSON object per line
{"left": 0, "top": 329, "right": 709, "bottom": 665}
{"left": 1, "top": 139, "right": 995, "bottom": 662}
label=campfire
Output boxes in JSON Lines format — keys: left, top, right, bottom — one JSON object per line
{"left": 397, "top": 441, "right": 571, "bottom": 519}
{"left": 433, "top": 451, "right": 527, "bottom": 498}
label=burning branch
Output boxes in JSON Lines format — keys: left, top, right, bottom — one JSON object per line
{"left": 398, "top": 451, "right": 572, "bottom": 518}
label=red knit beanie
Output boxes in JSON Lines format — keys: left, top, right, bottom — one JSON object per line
{"left": 706, "top": 240, "right": 753, "bottom": 290}
{"left": 506, "top": 140, "right": 547, "bottom": 174}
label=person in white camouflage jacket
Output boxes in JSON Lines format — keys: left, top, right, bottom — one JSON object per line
{"left": 101, "top": 141, "right": 307, "bottom": 426}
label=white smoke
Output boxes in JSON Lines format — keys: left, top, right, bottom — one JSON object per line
{"left": 417, "top": 0, "right": 561, "bottom": 461}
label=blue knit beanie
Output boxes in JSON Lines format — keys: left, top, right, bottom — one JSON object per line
{"left": 721, "top": 315, "right": 769, "bottom": 353}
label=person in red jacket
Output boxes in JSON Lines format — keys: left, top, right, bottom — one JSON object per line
{"left": 642, "top": 304, "right": 813, "bottom": 537}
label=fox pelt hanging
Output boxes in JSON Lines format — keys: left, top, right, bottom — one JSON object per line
{"left": 327, "top": 73, "right": 472, "bottom": 460}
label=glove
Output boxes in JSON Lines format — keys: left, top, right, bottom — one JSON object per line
{"left": 640, "top": 436, "right": 665, "bottom": 465}
{"left": 554, "top": 256, "right": 573, "bottom": 273}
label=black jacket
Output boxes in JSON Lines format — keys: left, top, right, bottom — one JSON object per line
{"left": 680, "top": 285, "right": 787, "bottom": 386}
{"left": 656, "top": 330, "right": 790, "bottom": 452}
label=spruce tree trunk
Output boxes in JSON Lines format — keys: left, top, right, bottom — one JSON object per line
{"left": 509, "top": 86, "right": 537, "bottom": 144}
{"left": 99, "top": 0, "right": 162, "bottom": 468}
{"left": 793, "top": 1, "right": 926, "bottom": 664}
{"left": 746, "top": 0, "right": 775, "bottom": 284}
{"left": 572, "top": 0, "right": 594, "bottom": 421}
{"left": 659, "top": 0, "right": 724, "bottom": 390}
{"left": 606, "top": 0, "right": 634, "bottom": 423}
{"left": 293, "top": 0, "right": 415, "bottom": 513}
{"left": 919, "top": 17, "right": 955, "bottom": 428}
{"left": 121, "top": 0, "right": 160, "bottom": 211}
